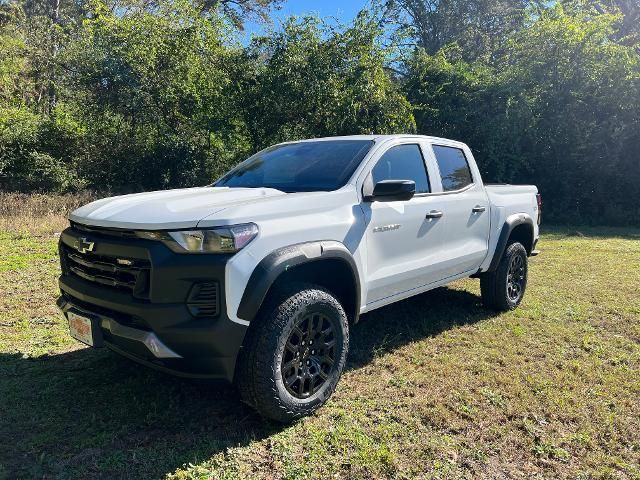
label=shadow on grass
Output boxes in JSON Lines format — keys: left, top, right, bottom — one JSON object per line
{"left": 0, "top": 286, "right": 495, "bottom": 479}
{"left": 349, "top": 287, "right": 495, "bottom": 371}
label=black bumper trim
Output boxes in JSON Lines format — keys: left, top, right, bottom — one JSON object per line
{"left": 104, "top": 342, "right": 230, "bottom": 379}
{"left": 58, "top": 296, "right": 182, "bottom": 358}
{"left": 57, "top": 224, "right": 248, "bottom": 381}
{"left": 58, "top": 289, "right": 248, "bottom": 381}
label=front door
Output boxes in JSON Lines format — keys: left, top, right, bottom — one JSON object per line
{"left": 362, "top": 143, "right": 447, "bottom": 304}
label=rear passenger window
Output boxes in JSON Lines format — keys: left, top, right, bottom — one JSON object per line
{"left": 432, "top": 145, "right": 473, "bottom": 191}
{"left": 371, "top": 144, "right": 430, "bottom": 194}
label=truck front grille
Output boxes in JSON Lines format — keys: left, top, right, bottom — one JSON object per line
{"left": 61, "top": 244, "right": 151, "bottom": 299}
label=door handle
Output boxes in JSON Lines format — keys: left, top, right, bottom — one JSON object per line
{"left": 425, "top": 210, "right": 443, "bottom": 219}
{"left": 472, "top": 205, "right": 486, "bottom": 213}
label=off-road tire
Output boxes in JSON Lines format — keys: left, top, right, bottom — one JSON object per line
{"left": 235, "top": 284, "right": 349, "bottom": 423}
{"left": 481, "top": 241, "right": 528, "bottom": 311}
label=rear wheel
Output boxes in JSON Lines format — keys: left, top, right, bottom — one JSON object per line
{"left": 235, "top": 284, "right": 349, "bottom": 423}
{"left": 481, "top": 242, "right": 528, "bottom": 311}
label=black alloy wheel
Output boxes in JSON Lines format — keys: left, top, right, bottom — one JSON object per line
{"left": 480, "top": 241, "right": 529, "bottom": 311}
{"left": 235, "top": 284, "right": 349, "bottom": 422}
{"left": 506, "top": 253, "right": 526, "bottom": 302}
{"left": 281, "top": 312, "right": 337, "bottom": 399}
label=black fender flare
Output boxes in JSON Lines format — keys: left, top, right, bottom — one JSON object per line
{"left": 487, "top": 214, "right": 535, "bottom": 272}
{"left": 237, "top": 241, "right": 361, "bottom": 322}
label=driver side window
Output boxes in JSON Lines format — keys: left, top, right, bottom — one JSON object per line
{"left": 371, "top": 144, "right": 430, "bottom": 194}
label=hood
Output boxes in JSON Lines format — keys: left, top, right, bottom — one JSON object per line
{"left": 69, "top": 187, "right": 287, "bottom": 230}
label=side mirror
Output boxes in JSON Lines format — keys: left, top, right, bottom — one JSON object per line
{"left": 366, "top": 180, "right": 416, "bottom": 202}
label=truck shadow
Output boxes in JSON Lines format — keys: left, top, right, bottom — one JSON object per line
{"left": 1, "top": 286, "right": 495, "bottom": 479}
{"left": 348, "top": 286, "right": 494, "bottom": 371}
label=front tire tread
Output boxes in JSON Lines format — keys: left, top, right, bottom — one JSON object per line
{"left": 235, "top": 284, "right": 348, "bottom": 423}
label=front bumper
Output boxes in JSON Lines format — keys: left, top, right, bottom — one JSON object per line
{"left": 57, "top": 224, "right": 248, "bottom": 381}
{"left": 57, "top": 296, "right": 182, "bottom": 358}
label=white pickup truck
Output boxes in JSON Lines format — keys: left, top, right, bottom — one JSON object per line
{"left": 57, "top": 135, "right": 540, "bottom": 421}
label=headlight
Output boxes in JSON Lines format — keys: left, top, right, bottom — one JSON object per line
{"left": 136, "top": 223, "right": 258, "bottom": 254}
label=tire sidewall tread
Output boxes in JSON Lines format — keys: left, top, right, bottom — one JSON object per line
{"left": 481, "top": 242, "right": 528, "bottom": 311}
{"left": 235, "top": 283, "right": 349, "bottom": 423}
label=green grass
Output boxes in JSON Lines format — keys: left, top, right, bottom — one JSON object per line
{"left": 1, "top": 224, "right": 639, "bottom": 479}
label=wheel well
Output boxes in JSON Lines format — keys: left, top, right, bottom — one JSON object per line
{"left": 508, "top": 223, "right": 534, "bottom": 254}
{"left": 266, "top": 259, "right": 359, "bottom": 323}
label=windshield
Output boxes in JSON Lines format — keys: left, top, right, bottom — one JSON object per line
{"left": 215, "top": 140, "right": 374, "bottom": 193}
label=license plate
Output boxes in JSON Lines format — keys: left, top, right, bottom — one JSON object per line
{"left": 68, "top": 311, "right": 94, "bottom": 346}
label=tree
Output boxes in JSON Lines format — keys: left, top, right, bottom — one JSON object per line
{"left": 403, "top": 5, "right": 640, "bottom": 224}
{"left": 1, "top": 0, "right": 639, "bottom": 225}
{"left": 501, "top": 5, "right": 640, "bottom": 223}
{"left": 207, "top": 0, "right": 283, "bottom": 29}
{"left": 0, "top": 1, "right": 79, "bottom": 191}
{"left": 403, "top": 47, "right": 529, "bottom": 183}
{"left": 237, "top": 11, "right": 416, "bottom": 152}
{"left": 65, "top": 0, "right": 241, "bottom": 190}
{"left": 562, "top": 0, "right": 639, "bottom": 51}
{"left": 384, "top": 0, "right": 538, "bottom": 62}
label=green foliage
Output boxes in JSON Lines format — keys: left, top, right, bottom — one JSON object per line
{"left": 384, "top": 0, "right": 535, "bottom": 61}
{"left": 502, "top": 6, "right": 640, "bottom": 223}
{"left": 404, "top": 5, "right": 640, "bottom": 224}
{"left": 0, "top": 0, "right": 639, "bottom": 224}
{"left": 0, "top": 6, "right": 28, "bottom": 104}
{"left": 0, "top": 105, "right": 84, "bottom": 191}
{"left": 238, "top": 12, "right": 415, "bottom": 150}
{"left": 65, "top": 0, "right": 239, "bottom": 190}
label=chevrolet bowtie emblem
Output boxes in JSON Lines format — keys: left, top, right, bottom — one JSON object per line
{"left": 75, "top": 237, "right": 95, "bottom": 254}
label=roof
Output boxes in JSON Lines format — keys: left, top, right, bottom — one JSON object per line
{"left": 286, "top": 134, "right": 466, "bottom": 146}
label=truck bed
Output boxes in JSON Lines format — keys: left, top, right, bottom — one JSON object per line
{"left": 485, "top": 184, "right": 538, "bottom": 208}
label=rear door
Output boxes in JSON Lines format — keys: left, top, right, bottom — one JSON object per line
{"left": 424, "top": 143, "right": 491, "bottom": 277}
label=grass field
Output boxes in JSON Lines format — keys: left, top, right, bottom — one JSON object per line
{"left": 1, "top": 215, "right": 639, "bottom": 479}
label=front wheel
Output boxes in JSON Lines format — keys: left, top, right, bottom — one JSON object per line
{"left": 235, "top": 284, "right": 349, "bottom": 423}
{"left": 480, "top": 242, "right": 528, "bottom": 311}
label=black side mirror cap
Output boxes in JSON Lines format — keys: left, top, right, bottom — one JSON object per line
{"left": 366, "top": 180, "right": 416, "bottom": 202}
